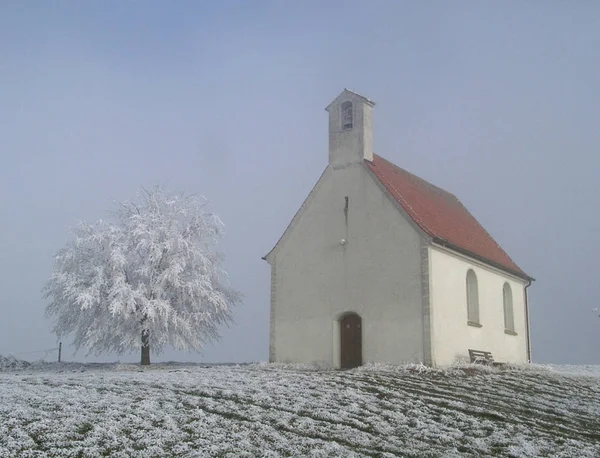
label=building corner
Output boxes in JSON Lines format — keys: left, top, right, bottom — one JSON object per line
{"left": 421, "top": 238, "right": 434, "bottom": 366}
{"left": 269, "top": 262, "right": 277, "bottom": 363}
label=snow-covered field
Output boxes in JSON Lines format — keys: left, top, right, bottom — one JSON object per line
{"left": 1, "top": 358, "right": 599, "bottom": 457}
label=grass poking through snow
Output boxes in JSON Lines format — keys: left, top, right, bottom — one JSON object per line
{"left": 0, "top": 361, "right": 598, "bottom": 457}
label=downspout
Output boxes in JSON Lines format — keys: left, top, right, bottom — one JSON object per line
{"left": 524, "top": 279, "right": 533, "bottom": 363}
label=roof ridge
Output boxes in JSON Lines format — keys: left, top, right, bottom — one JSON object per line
{"left": 372, "top": 154, "right": 458, "bottom": 200}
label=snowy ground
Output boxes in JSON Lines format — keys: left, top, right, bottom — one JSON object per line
{"left": 1, "top": 359, "right": 599, "bottom": 457}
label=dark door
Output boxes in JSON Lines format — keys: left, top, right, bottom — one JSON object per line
{"left": 340, "top": 314, "right": 362, "bottom": 369}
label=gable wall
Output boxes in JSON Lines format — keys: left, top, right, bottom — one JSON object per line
{"left": 270, "top": 163, "right": 424, "bottom": 367}
{"left": 429, "top": 246, "right": 528, "bottom": 366}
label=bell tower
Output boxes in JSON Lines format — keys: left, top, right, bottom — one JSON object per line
{"left": 325, "top": 89, "right": 375, "bottom": 168}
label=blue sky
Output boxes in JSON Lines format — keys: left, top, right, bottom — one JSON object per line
{"left": 1, "top": 1, "right": 599, "bottom": 364}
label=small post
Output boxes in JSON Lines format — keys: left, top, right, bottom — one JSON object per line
{"left": 58, "top": 342, "right": 62, "bottom": 363}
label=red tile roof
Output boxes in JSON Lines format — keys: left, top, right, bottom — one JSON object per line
{"left": 366, "top": 154, "right": 530, "bottom": 279}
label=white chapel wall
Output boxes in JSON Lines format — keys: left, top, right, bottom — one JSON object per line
{"left": 428, "top": 246, "right": 528, "bottom": 366}
{"left": 271, "top": 163, "right": 425, "bottom": 367}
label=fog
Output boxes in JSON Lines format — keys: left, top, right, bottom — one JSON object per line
{"left": 1, "top": 2, "right": 599, "bottom": 364}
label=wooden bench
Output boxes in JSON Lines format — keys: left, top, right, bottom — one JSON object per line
{"left": 468, "top": 349, "right": 495, "bottom": 365}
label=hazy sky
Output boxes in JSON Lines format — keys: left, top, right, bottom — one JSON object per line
{"left": 1, "top": 2, "right": 599, "bottom": 365}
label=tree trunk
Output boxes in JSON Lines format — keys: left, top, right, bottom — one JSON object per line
{"left": 141, "top": 329, "right": 150, "bottom": 365}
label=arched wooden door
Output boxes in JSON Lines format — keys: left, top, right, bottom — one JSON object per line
{"left": 340, "top": 313, "right": 362, "bottom": 369}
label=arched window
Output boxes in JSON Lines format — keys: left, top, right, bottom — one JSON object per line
{"left": 466, "top": 269, "right": 480, "bottom": 325}
{"left": 341, "top": 101, "right": 353, "bottom": 130}
{"left": 503, "top": 283, "right": 515, "bottom": 332}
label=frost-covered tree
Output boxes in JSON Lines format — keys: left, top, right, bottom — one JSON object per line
{"left": 43, "top": 186, "right": 241, "bottom": 365}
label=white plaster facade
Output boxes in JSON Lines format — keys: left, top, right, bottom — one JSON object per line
{"left": 266, "top": 163, "right": 425, "bottom": 368}
{"left": 264, "top": 89, "right": 532, "bottom": 368}
{"left": 428, "top": 245, "right": 530, "bottom": 366}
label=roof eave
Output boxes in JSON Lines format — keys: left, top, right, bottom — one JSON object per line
{"left": 432, "top": 237, "right": 535, "bottom": 282}
{"left": 261, "top": 166, "right": 330, "bottom": 265}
